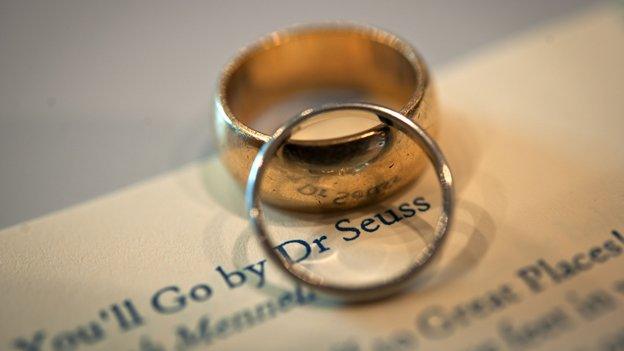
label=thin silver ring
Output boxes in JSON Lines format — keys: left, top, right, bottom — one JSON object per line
{"left": 246, "top": 102, "right": 454, "bottom": 302}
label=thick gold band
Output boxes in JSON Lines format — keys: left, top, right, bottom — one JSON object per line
{"left": 214, "top": 24, "right": 438, "bottom": 211}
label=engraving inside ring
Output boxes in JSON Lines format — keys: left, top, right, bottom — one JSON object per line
{"left": 269, "top": 110, "right": 406, "bottom": 210}
{"left": 267, "top": 108, "right": 424, "bottom": 211}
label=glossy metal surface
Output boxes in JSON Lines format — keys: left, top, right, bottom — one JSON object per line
{"left": 246, "top": 103, "right": 454, "bottom": 302}
{"left": 215, "top": 24, "right": 437, "bottom": 211}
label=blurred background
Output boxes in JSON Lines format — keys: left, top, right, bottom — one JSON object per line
{"left": 0, "top": 0, "right": 602, "bottom": 228}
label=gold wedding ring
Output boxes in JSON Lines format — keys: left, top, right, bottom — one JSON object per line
{"left": 215, "top": 24, "right": 437, "bottom": 211}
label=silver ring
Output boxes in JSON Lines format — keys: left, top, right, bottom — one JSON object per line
{"left": 246, "top": 102, "right": 454, "bottom": 302}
